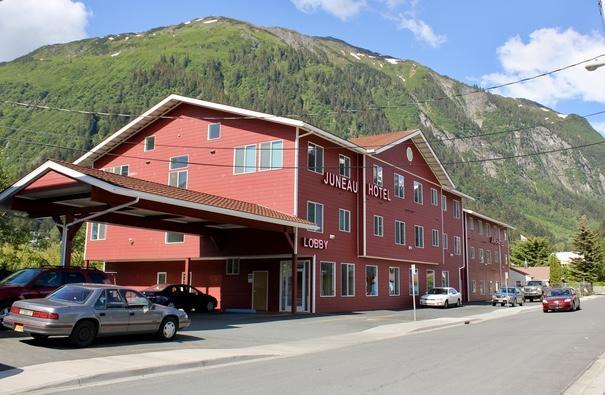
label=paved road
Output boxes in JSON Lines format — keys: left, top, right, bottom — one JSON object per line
{"left": 0, "top": 302, "right": 501, "bottom": 370}
{"left": 63, "top": 297, "right": 605, "bottom": 395}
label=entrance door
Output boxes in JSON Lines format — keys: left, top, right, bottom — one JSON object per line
{"left": 252, "top": 271, "right": 268, "bottom": 312}
{"left": 280, "top": 261, "right": 310, "bottom": 312}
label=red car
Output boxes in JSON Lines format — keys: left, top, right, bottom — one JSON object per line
{"left": 542, "top": 288, "right": 581, "bottom": 312}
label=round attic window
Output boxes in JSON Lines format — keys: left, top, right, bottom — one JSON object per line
{"left": 406, "top": 147, "right": 414, "bottom": 162}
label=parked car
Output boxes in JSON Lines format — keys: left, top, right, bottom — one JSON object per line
{"left": 0, "top": 267, "right": 111, "bottom": 322}
{"left": 142, "top": 284, "right": 217, "bottom": 312}
{"left": 2, "top": 284, "right": 190, "bottom": 347}
{"left": 492, "top": 287, "right": 525, "bottom": 306}
{"left": 419, "top": 287, "right": 462, "bottom": 308}
{"left": 542, "top": 288, "right": 581, "bottom": 313}
{"left": 523, "top": 280, "right": 549, "bottom": 302}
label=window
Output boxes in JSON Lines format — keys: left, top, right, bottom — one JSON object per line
{"left": 469, "top": 217, "right": 474, "bottom": 231}
{"left": 320, "top": 262, "right": 336, "bottom": 297}
{"left": 426, "top": 270, "right": 435, "bottom": 292}
{"left": 181, "top": 272, "right": 193, "bottom": 285}
{"left": 165, "top": 232, "right": 184, "bottom": 244}
{"left": 208, "top": 123, "right": 221, "bottom": 140}
{"left": 441, "top": 271, "right": 450, "bottom": 287}
{"left": 373, "top": 215, "right": 384, "bottom": 237}
{"left": 64, "top": 272, "right": 85, "bottom": 284}
{"left": 442, "top": 195, "right": 447, "bottom": 211}
{"left": 226, "top": 259, "right": 240, "bottom": 275}
{"left": 432, "top": 229, "right": 439, "bottom": 247}
{"left": 169, "top": 155, "right": 188, "bottom": 170}
{"left": 443, "top": 233, "right": 448, "bottom": 250}
{"left": 339, "top": 155, "right": 351, "bottom": 178}
{"left": 504, "top": 231, "right": 508, "bottom": 241}
{"left": 394, "top": 173, "right": 405, "bottom": 198}
{"left": 431, "top": 188, "right": 438, "bottom": 206}
{"left": 504, "top": 254, "right": 509, "bottom": 264}
{"left": 366, "top": 266, "right": 378, "bottom": 296}
{"left": 105, "top": 165, "right": 129, "bottom": 176}
{"left": 479, "top": 248, "right": 485, "bottom": 264}
{"left": 33, "top": 271, "right": 62, "bottom": 288}
{"left": 478, "top": 220, "right": 483, "bottom": 235}
{"left": 341, "top": 263, "right": 355, "bottom": 297}
{"left": 487, "top": 250, "right": 492, "bottom": 264}
{"left": 409, "top": 267, "right": 419, "bottom": 295}
{"left": 454, "top": 236, "right": 461, "bottom": 255}
{"left": 414, "top": 225, "right": 424, "bottom": 248}
{"left": 338, "top": 209, "right": 351, "bottom": 232}
{"left": 472, "top": 280, "right": 477, "bottom": 294}
{"left": 388, "top": 267, "right": 400, "bottom": 296}
{"left": 395, "top": 221, "right": 406, "bottom": 245}
{"left": 495, "top": 252, "right": 500, "bottom": 264}
{"left": 90, "top": 223, "right": 106, "bottom": 240}
{"left": 486, "top": 223, "right": 491, "bottom": 237}
{"left": 479, "top": 280, "right": 485, "bottom": 295}
{"left": 470, "top": 246, "right": 476, "bottom": 259}
{"left": 168, "top": 170, "right": 187, "bottom": 188}
{"left": 234, "top": 144, "right": 257, "bottom": 174}
{"left": 157, "top": 272, "right": 167, "bottom": 284}
{"left": 373, "top": 165, "right": 383, "bottom": 186}
{"left": 307, "top": 201, "right": 324, "bottom": 233}
{"left": 307, "top": 142, "right": 324, "bottom": 174}
{"left": 413, "top": 181, "right": 423, "bottom": 204}
{"left": 259, "top": 140, "right": 283, "bottom": 171}
{"left": 144, "top": 136, "right": 155, "bottom": 151}
{"left": 453, "top": 200, "right": 461, "bottom": 219}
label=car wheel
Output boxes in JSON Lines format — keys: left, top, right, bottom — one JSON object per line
{"left": 157, "top": 317, "right": 178, "bottom": 341}
{"left": 511, "top": 299, "right": 516, "bottom": 307}
{"left": 492, "top": 302, "right": 496, "bottom": 306}
{"left": 520, "top": 298, "right": 524, "bottom": 306}
{"left": 577, "top": 302, "right": 581, "bottom": 311}
{"left": 501, "top": 303, "right": 505, "bottom": 307}
{"left": 31, "top": 333, "right": 49, "bottom": 342}
{"left": 443, "top": 300, "right": 449, "bottom": 309}
{"left": 205, "top": 300, "right": 215, "bottom": 312}
{"left": 69, "top": 320, "right": 97, "bottom": 348}
{"left": 543, "top": 309, "right": 548, "bottom": 313}
{"left": 0, "top": 301, "right": 12, "bottom": 321}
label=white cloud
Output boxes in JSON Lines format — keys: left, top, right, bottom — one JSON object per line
{"left": 481, "top": 28, "right": 605, "bottom": 107}
{"left": 395, "top": 15, "right": 446, "bottom": 47}
{"left": 589, "top": 121, "right": 605, "bottom": 137}
{"left": 291, "top": 0, "right": 367, "bottom": 21}
{"left": 0, "top": 0, "right": 90, "bottom": 62}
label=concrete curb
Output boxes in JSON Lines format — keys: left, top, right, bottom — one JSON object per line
{"left": 564, "top": 351, "right": 605, "bottom": 394}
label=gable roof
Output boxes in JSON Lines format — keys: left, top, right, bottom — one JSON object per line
{"left": 510, "top": 266, "right": 550, "bottom": 280}
{"left": 349, "top": 130, "right": 417, "bottom": 151}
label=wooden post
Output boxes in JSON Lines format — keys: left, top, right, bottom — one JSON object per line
{"left": 291, "top": 253, "right": 297, "bottom": 314}
{"left": 83, "top": 260, "right": 89, "bottom": 269}
{"left": 184, "top": 257, "right": 191, "bottom": 285}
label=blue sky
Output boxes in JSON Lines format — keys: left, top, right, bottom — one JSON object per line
{"left": 1, "top": 0, "right": 605, "bottom": 134}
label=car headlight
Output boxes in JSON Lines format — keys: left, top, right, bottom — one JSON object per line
{"left": 542, "top": 300, "right": 548, "bottom": 304}
{"left": 564, "top": 298, "right": 571, "bottom": 303}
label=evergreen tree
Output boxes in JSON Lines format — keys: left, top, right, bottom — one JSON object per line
{"left": 510, "top": 237, "right": 552, "bottom": 267}
{"left": 568, "top": 216, "right": 605, "bottom": 282}
{"left": 548, "top": 254, "right": 562, "bottom": 285}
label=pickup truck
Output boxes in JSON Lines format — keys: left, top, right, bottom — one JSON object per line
{"left": 523, "top": 280, "right": 549, "bottom": 302}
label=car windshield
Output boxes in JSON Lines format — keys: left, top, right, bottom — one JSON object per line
{"left": 527, "top": 281, "right": 543, "bottom": 286}
{"left": 548, "top": 289, "right": 571, "bottom": 297}
{"left": 49, "top": 286, "right": 93, "bottom": 304}
{"left": 428, "top": 288, "right": 448, "bottom": 295}
{"left": 498, "top": 288, "right": 516, "bottom": 293}
{"left": 0, "top": 269, "right": 42, "bottom": 286}
{"left": 143, "top": 284, "right": 170, "bottom": 292}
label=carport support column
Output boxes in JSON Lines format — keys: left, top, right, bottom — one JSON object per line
{"left": 291, "top": 253, "right": 297, "bottom": 314}
{"left": 58, "top": 216, "right": 82, "bottom": 268}
{"left": 184, "top": 257, "right": 191, "bottom": 285}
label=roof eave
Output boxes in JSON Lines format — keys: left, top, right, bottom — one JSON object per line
{"left": 463, "top": 209, "right": 515, "bottom": 229}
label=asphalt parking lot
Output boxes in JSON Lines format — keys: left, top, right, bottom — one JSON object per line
{"left": 0, "top": 302, "right": 530, "bottom": 371}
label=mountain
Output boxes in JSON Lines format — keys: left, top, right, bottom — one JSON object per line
{"left": 0, "top": 16, "right": 603, "bottom": 247}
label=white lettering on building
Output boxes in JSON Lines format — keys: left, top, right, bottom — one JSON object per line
{"left": 302, "top": 237, "right": 329, "bottom": 250}
{"left": 322, "top": 172, "right": 358, "bottom": 194}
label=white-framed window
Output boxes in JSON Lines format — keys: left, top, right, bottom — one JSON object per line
{"left": 307, "top": 142, "right": 324, "bottom": 174}
{"left": 426, "top": 270, "right": 435, "bottom": 292}
{"left": 441, "top": 271, "right": 450, "bottom": 287}
{"left": 339, "top": 154, "right": 351, "bottom": 178}
{"left": 341, "top": 263, "right": 355, "bottom": 297}
{"left": 181, "top": 272, "right": 192, "bottom": 285}
{"left": 144, "top": 136, "right": 155, "bottom": 151}
{"left": 432, "top": 229, "right": 439, "bottom": 247}
{"left": 453, "top": 200, "right": 461, "bottom": 219}
{"left": 431, "top": 188, "right": 438, "bottom": 206}
{"left": 226, "top": 258, "right": 240, "bottom": 275}
{"left": 442, "top": 195, "right": 447, "bottom": 211}
{"left": 413, "top": 181, "right": 423, "bottom": 204}
{"left": 307, "top": 201, "right": 324, "bottom": 233}
{"left": 165, "top": 232, "right": 185, "bottom": 244}
{"left": 320, "top": 262, "right": 336, "bottom": 297}
{"left": 373, "top": 215, "right": 384, "bottom": 237}
{"left": 338, "top": 209, "right": 351, "bottom": 232}
{"left": 388, "top": 267, "right": 400, "bottom": 296}
{"left": 504, "top": 230, "right": 508, "bottom": 241}
{"left": 156, "top": 272, "right": 167, "bottom": 285}
{"left": 454, "top": 236, "right": 461, "bottom": 255}
{"left": 409, "top": 266, "right": 419, "bottom": 295}
{"left": 472, "top": 280, "right": 477, "bottom": 294}
{"left": 469, "top": 217, "right": 475, "bottom": 231}
{"left": 443, "top": 233, "right": 448, "bottom": 250}
{"left": 414, "top": 225, "right": 424, "bottom": 248}
{"left": 395, "top": 221, "right": 406, "bottom": 245}
{"left": 504, "top": 254, "right": 509, "bottom": 264}
{"left": 169, "top": 155, "right": 188, "bottom": 170}
{"left": 259, "top": 140, "right": 283, "bottom": 171}
{"left": 479, "top": 280, "right": 485, "bottom": 295}
{"left": 234, "top": 144, "right": 257, "bottom": 174}
{"left": 478, "top": 220, "right": 483, "bottom": 235}
{"left": 486, "top": 223, "right": 491, "bottom": 237}
{"left": 470, "top": 246, "right": 476, "bottom": 259}
{"left": 394, "top": 173, "right": 405, "bottom": 198}
{"left": 208, "top": 123, "right": 221, "bottom": 140}
{"left": 366, "top": 265, "right": 378, "bottom": 296}
{"left": 90, "top": 223, "right": 106, "bottom": 240}
{"left": 487, "top": 250, "right": 492, "bottom": 264}
{"left": 373, "top": 165, "right": 383, "bottom": 187}
{"left": 105, "top": 164, "right": 129, "bottom": 176}
{"left": 479, "top": 248, "right": 485, "bottom": 264}
{"left": 168, "top": 170, "right": 187, "bottom": 188}
{"left": 495, "top": 251, "right": 500, "bottom": 264}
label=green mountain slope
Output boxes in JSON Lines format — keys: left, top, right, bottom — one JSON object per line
{"left": 0, "top": 17, "right": 603, "bottom": 247}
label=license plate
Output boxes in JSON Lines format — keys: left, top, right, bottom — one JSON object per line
{"left": 14, "top": 324, "right": 24, "bottom": 332}
{"left": 19, "top": 309, "right": 33, "bottom": 316}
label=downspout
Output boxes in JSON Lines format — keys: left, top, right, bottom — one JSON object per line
{"left": 440, "top": 191, "right": 445, "bottom": 284}
{"left": 462, "top": 212, "right": 469, "bottom": 301}
{"left": 362, "top": 155, "right": 367, "bottom": 256}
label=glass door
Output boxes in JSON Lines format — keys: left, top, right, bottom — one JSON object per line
{"left": 280, "top": 261, "right": 309, "bottom": 312}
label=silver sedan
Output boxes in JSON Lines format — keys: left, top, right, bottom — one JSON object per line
{"left": 2, "top": 283, "right": 190, "bottom": 347}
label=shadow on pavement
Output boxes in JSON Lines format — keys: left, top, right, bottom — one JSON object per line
{"left": 19, "top": 332, "right": 204, "bottom": 350}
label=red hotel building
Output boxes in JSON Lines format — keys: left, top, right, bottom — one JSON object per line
{"left": 463, "top": 210, "right": 513, "bottom": 302}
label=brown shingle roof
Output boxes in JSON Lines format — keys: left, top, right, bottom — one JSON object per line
{"left": 510, "top": 266, "right": 550, "bottom": 281}
{"left": 349, "top": 130, "right": 416, "bottom": 150}
{"left": 54, "top": 161, "right": 312, "bottom": 227}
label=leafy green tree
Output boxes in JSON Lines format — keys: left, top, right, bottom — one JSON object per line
{"left": 510, "top": 237, "right": 552, "bottom": 267}
{"left": 548, "top": 255, "right": 562, "bottom": 285}
{"left": 568, "top": 216, "right": 605, "bottom": 282}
